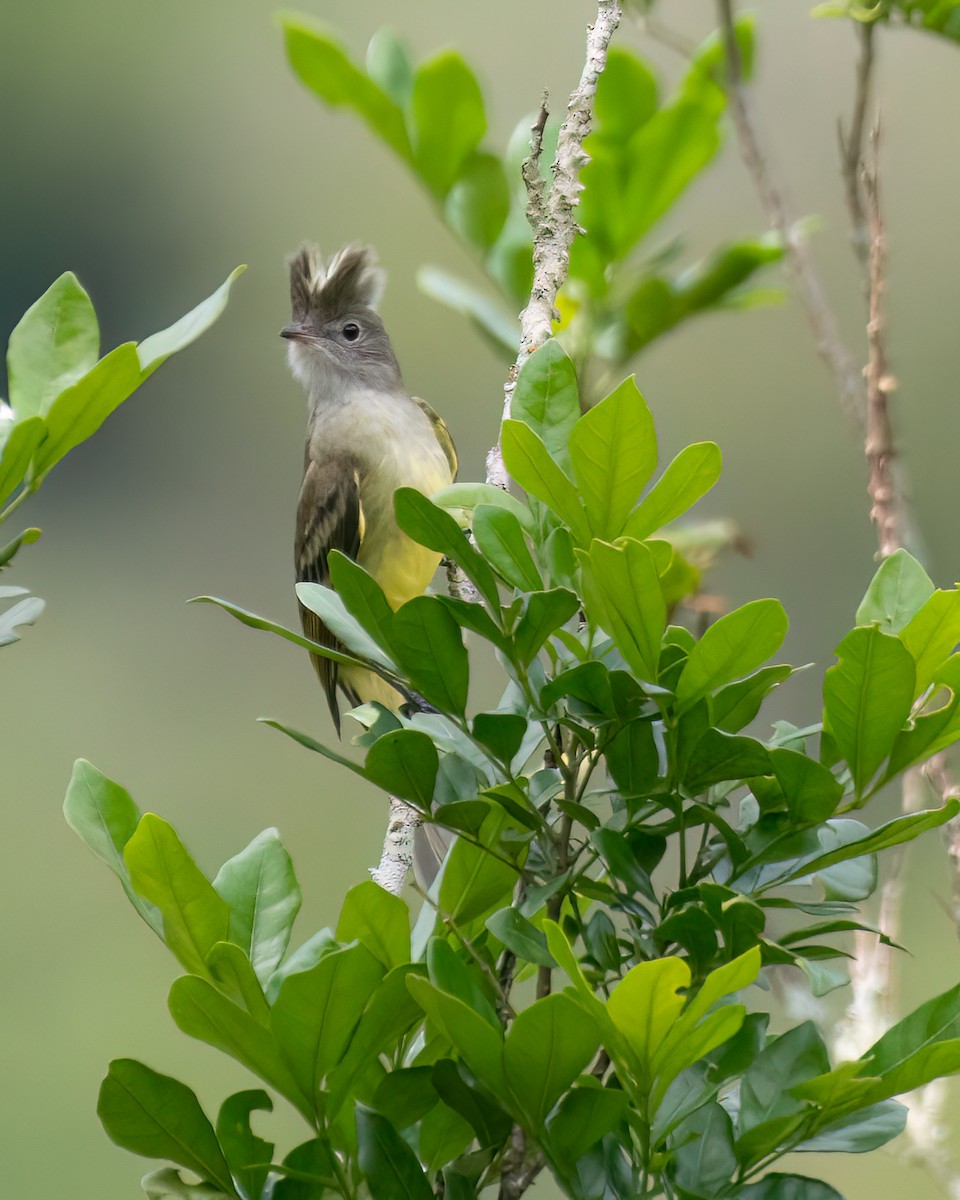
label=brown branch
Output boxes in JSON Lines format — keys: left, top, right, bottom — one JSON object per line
{"left": 861, "top": 131, "right": 904, "bottom": 559}
{"left": 486, "top": 0, "right": 622, "bottom": 490}
{"left": 716, "top": 0, "right": 866, "bottom": 426}
{"left": 839, "top": 20, "right": 876, "bottom": 274}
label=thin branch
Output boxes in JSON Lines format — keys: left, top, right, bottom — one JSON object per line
{"left": 486, "top": 0, "right": 623, "bottom": 490}
{"left": 839, "top": 20, "right": 877, "bottom": 273}
{"left": 716, "top": 0, "right": 866, "bottom": 426}
{"left": 861, "top": 132, "right": 904, "bottom": 558}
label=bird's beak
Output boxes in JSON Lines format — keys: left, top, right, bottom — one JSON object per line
{"left": 280, "top": 324, "right": 310, "bottom": 342}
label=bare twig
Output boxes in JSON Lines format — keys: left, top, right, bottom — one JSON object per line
{"left": 486, "top": 0, "right": 622, "bottom": 490}
{"left": 839, "top": 20, "right": 877, "bottom": 273}
{"left": 716, "top": 0, "right": 866, "bottom": 426}
{"left": 861, "top": 134, "right": 904, "bottom": 558}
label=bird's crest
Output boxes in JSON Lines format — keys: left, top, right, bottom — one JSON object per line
{"left": 287, "top": 243, "right": 386, "bottom": 323}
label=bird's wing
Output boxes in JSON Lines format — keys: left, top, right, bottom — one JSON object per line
{"left": 295, "top": 457, "right": 365, "bottom": 735}
{"left": 412, "top": 395, "right": 458, "bottom": 480}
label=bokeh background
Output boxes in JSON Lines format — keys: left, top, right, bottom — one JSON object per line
{"left": 1, "top": 1, "right": 958, "bottom": 1196}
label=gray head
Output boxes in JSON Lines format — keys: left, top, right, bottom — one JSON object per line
{"left": 281, "top": 243, "right": 403, "bottom": 397}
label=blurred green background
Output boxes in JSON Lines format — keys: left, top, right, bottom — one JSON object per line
{"left": 1, "top": 1, "right": 958, "bottom": 1196}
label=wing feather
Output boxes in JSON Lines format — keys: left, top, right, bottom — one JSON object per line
{"left": 295, "top": 457, "right": 364, "bottom": 734}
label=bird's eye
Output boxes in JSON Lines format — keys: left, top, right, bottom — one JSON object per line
{"left": 342, "top": 322, "right": 361, "bottom": 342}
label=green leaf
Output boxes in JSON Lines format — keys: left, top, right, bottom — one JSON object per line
{"left": 327, "top": 964, "right": 428, "bottom": 1116}
{"left": 428, "top": 938, "right": 499, "bottom": 1028}
{"left": 124, "top": 814, "right": 231, "bottom": 977}
{"left": 191, "top": 595, "right": 375, "bottom": 672}
{"left": 578, "top": 538, "right": 665, "bottom": 681}
{"left": 169, "top": 974, "right": 311, "bottom": 1119}
{"left": 336, "top": 879, "right": 410, "bottom": 969}
{"left": 356, "top": 1105, "right": 432, "bottom": 1200}
{"left": 546, "top": 1087, "right": 629, "bottom": 1165}
{"left": 430, "top": 482, "right": 533, "bottom": 533}
{"left": 737, "top": 1175, "right": 844, "bottom": 1200}
{"left": 30, "top": 343, "right": 143, "bottom": 483}
{"left": 472, "top": 504, "right": 542, "bottom": 592}
{"left": 710, "top": 665, "right": 794, "bottom": 733}
{"left": 793, "top": 1099, "right": 906, "bottom": 1153}
{"left": 283, "top": 17, "right": 411, "bottom": 159}
{"left": 593, "top": 48, "right": 659, "bottom": 142}
{"left": 431, "top": 1059, "right": 512, "bottom": 1148}
{"left": 141, "top": 1168, "right": 232, "bottom": 1199}
{"left": 677, "top": 599, "right": 789, "bottom": 709}
{"left": 393, "top": 596, "right": 470, "bottom": 715}
{"left": 393, "top": 486, "right": 501, "bottom": 609}
{"left": 650, "top": 949, "right": 760, "bottom": 1101}
{"left": 410, "top": 51, "right": 485, "bottom": 195}
{"left": 823, "top": 625, "right": 916, "bottom": 798}
{"left": 63, "top": 759, "right": 162, "bottom": 935}
{"left": 206, "top": 942, "right": 271, "bottom": 1023}
{"left": 570, "top": 377, "right": 657, "bottom": 538}
{"left": 900, "top": 588, "right": 960, "bottom": 694}
{"left": 511, "top": 341, "right": 581, "bottom": 469}
{"left": 606, "top": 722, "right": 660, "bottom": 797}
{"left": 216, "top": 1090, "right": 274, "bottom": 1200}
{"left": 138, "top": 266, "right": 245, "bottom": 377}
{"left": 365, "top": 27, "right": 412, "bottom": 106}
{"left": 472, "top": 712, "right": 528, "bottom": 764}
{"left": 270, "top": 942, "right": 385, "bottom": 1103}
{"left": 684, "top": 729, "right": 771, "bottom": 791}
{"left": 445, "top": 153, "right": 509, "bottom": 250}
{"left": 624, "top": 442, "right": 722, "bottom": 540}
{"left": 503, "top": 993, "right": 600, "bottom": 1124}
{"left": 540, "top": 660, "right": 616, "bottom": 718}
{"left": 513, "top": 588, "right": 580, "bottom": 665}
{"left": 775, "top": 801, "right": 960, "bottom": 884}
{"left": 328, "top": 550, "right": 397, "bottom": 655}
{"left": 739, "top": 1022, "right": 829, "bottom": 1135}
{"left": 439, "top": 809, "right": 521, "bottom": 924}
{"left": 623, "top": 239, "right": 782, "bottom": 356}
{"left": 672, "top": 1101, "right": 737, "bottom": 1198}
{"left": 692, "top": 12, "right": 757, "bottom": 82}
{"left": 618, "top": 80, "right": 723, "bottom": 253}
{"left": 372, "top": 1067, "right": 438, "bottom": 1130}
{"left": 406, "top": 976, "right": 507, "bottom": 1093}
{"left": 416, "top": 268, "right": 518, "bottom": 359}
{"left": 0, "top": 528, "right": 41, "bottom": 570}
{"left": 501, "top": 419, "right": 591, "bottom": 545}
{"left": 486, "top": 907, "right": 555, "bottom": 967}
{"left": 296, "top": 581, "right": 397, "bottom": 670}
{"left": 365, "top": 728, "right": 438, "bottom": 809}
{"left": 607, "top": 957, "right": 690, "bottom": 1088}
{"left": 0, "top": 415, "right": 47, "bottom": 505}
{"left": 212, "top": 829, "right": 301, "bottom": 984}
{"left": 7, "top": 271, "right": 99, "bottom": 418}
{"left": 770, "top": 748, "right": 843, "bottom": 823}
{"left": 259, "top": 718, "right": 369, "bottom": 781}
{"left": 271, "top": 1139, "right": 338, "bottom": 1199}
{"left": 856, "top": 548, "right": 934, "bottom": 633}
{"left": 97, "top": 1059, "right": 236, "bottom": 1196}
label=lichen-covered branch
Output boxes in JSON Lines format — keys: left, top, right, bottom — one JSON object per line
{"left": 486, "top": 0, "right": 622, "bottom": 490}
{"left": 370, "top": 795, "right": 420, "bottom": 895}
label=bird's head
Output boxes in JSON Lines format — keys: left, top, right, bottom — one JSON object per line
{"left": 281, "top": 243, "right": 402, "bottom": 395}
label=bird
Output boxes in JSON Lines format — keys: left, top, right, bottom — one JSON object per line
{"left": 281, "top": 241, "right": 458, "bottom": 732}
